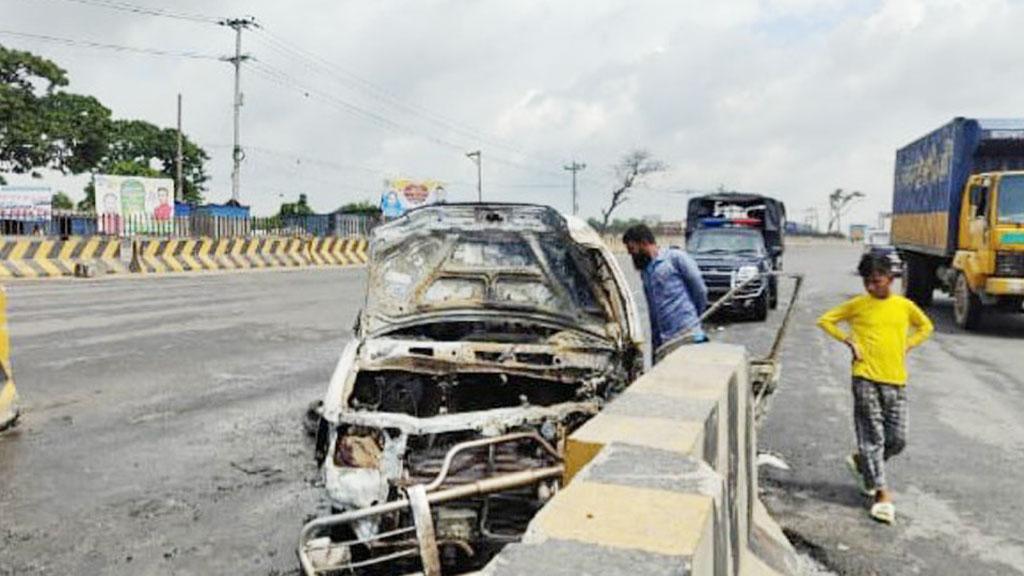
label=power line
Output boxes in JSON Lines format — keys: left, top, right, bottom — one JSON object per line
{"left": 251, "top": 28, "right": 536, "bottom": 159}
{"left": 247, "top": 60, "right": 468, "bottom": 153}
{"left": 211, "top": 144, "right": 389, "bottom": 177}
{"left": 250, "top": 27, "right": 579, "bottom": 181}
{"left": 0, "top": 29, "right": 223, "bottom": 60}
{"left": 24, "top": 0, "right": 224, "bottom": 24}
{"left": 247, "top": 61, "right": 578, "bottom": 183}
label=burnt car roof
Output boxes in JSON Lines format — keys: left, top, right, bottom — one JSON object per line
{"left": 363, "top": 204, "right": 618, "bottom": 339}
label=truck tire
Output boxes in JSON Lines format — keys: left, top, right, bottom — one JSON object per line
{"left": 953, "top": 272, "right": 983, "bottom": 330}
{"left": 902, "top": 255, "right": 934, "bottom": 307}
{"left": 751, "top": 290, "right": 769, "bottom": 322}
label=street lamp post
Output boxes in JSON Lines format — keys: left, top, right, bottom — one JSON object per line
{"left": 466, "top": 151, "right": 482, "bottom": 202}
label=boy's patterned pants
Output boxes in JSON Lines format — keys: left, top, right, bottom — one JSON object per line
{"left": 852, "top": 377, "right": 908, "bottom": 490}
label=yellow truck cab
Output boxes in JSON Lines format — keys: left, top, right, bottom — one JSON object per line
{"left": 894, "top": 118, "right": 1024, "bottom": 329}
{"left": 0, "top": 287, "right": 17, "bottom": 431}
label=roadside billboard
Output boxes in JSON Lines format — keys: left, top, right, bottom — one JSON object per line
{"left": 0, "top": 186, "right": 52, "bottom": 221}
{"left": 380, "top": 179, "right": 446, "bottom": 220}
{"left": 93, "top": 175, "right": 175, "bottom": 234}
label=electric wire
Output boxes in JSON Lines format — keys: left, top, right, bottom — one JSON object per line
{"left": 0, "top": 28, "right": 223, "bottom": 60}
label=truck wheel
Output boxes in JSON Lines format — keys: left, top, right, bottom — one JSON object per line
{"left": 953, "top": 273, "right": 983, "bottom": 330}
{"left": 902, "top": 255, "right": 934, "bottom": 307}
{"left": 751, "top": 291, "right": 769, "bottom": 321}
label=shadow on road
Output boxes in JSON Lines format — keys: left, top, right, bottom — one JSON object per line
{"left": 761, "top": 474, "right": 868, "bottom": 511}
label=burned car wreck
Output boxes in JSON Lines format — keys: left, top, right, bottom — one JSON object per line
{"left": 300, "top": 204, "right": 642, "bottom": 575}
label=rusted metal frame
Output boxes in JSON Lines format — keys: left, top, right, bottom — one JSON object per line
{"left": 299, "top": 465, "right": 564, "bottom": 575}
{"left": 408, "top": 485, "right": 442, "bottom": 576}
{"left": 354, "top": 360, "right": 598, "bottom": 385}
{"left": 334, "top": 401, "right": 599, "bottom": 436}
{"left": 422, "top": 431, "right": 561, "bottom": 492}
{"left": 343, "top": 547, "right": 420, "bottom": 571}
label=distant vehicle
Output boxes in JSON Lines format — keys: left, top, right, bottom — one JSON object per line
{"left": 849, "top": 224, "right": 867, "bottom": 242}
{"left": 686, "top": 193, "right": 787, "bottom": 321}
{"left": 863, "top": 229, "right": 902, "bottom": 274}
{"left": 299, "top": 204, "right": 643, "bottom": 575}
{"left": 892, "top": 118, "right": 1024, "bottom": 329}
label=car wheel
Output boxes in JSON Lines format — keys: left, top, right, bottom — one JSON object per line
{"left": 768, "top": 280, "right": 778, "bottom": 310}
{"left": 751, "top": 291, "right": 769, "bottom": 322}
{"left": 953, "top": 272, "right": 982, "bottom": 330}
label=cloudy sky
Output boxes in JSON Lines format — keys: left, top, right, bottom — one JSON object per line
{"left": 2, "top": 0, "right": 1023, "bottom": 228}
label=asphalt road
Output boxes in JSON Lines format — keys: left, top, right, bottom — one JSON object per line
{"left": 2, "top": 245, "right": 1023, "bottom": 575}
{"left": 702, "top": 243, "right": 1024, "bottom": 576}
{"left": 0, "top": 269, "right": 367, "bottom": 575}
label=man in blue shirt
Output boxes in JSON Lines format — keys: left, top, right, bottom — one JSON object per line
{"left": 623, "top": 224, "right": 709, "bottom": 360}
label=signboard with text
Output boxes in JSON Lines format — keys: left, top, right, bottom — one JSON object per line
{"left": 0, "top": 186, "right": 51, "bottom": 221}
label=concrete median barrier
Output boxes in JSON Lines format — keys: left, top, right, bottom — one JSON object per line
{"left": 132, "top": 236, "right": 368, "bottom": 274}
{"left": 0, "top": 237, "right": 127, "bottom": 278}
{"left": 481, "top": 343, "right": 799, "bottom": 576}
{"left": 308, "top": 237, "right": 367, "bottom": 266}
{"left": 0, "top": 235, "right": 369, "bottom": 278}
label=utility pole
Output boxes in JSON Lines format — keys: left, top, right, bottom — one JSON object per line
{"left": 466, "top": 150, "right": 482, "bottom": 202}
{"left": 563, "top": 160, "right": 586, "bottom": 216}
{"left": 175, "top": 93, "right": 183, "bottom": 203}
{"left": 222, "top": 17, "right": 256, "bottom": 203}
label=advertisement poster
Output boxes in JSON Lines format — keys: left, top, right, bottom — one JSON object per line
{"left": 380, "top": 179, "right": 446, "bottom": 220}
{"left": 0, "top": 186, "right": 52, "bottom": 221}
{"left": 93, "top": 175, "right": 175, "bottom": 234}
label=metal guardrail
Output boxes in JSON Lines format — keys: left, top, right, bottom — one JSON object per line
{"left": 1, "top": 212, "right": 376, "bottom": 239}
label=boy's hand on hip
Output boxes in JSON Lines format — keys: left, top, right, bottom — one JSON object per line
{"left": 845, "top": 338, "right": 863, "bottom": 362}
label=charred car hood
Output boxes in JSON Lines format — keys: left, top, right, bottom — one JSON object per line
{"left": 363, "top": 204, "right": 620, "bottom": 341}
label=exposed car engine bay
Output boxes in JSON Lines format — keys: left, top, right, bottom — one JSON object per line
{"left": 300, "top": 205, "right": 642, "bottom": 575}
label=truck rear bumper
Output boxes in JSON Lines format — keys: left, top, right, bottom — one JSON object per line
{"left": 985, "top": 278, "right": 1024, "bottom": 296}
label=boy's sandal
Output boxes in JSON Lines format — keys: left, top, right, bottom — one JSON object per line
{"left": 870, "top": 501, "right": 896, "bottom": 524}
{"left": 845, "top": 453, "right": 876, "bottom": 497}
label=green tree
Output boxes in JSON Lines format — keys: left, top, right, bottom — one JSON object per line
{"left": 336, "top": 200, "right": 381, "bottom": 217}
{"left": 99, "top": 119, "right": 208, "bottom": 204}
{"left": 0, "top": 45, "right": 70, "bottom": 175}
{"left": 51, "top": 191, "right": 73, "bottom": 210}
{"left": 1, "top": 46, "right": 210, "bottom": 207}
{"left": 279, "top": 193, "right": 315, "bottom": 216}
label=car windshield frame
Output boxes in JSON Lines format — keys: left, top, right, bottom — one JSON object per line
{"left": 998, "top": 174, "right": 1024, "bottom": 224}
{"left": 687, "top": 229, "right": 766, "bottom": 255}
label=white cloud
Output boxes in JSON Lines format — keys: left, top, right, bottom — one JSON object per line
{"left": 2, "top": 0, "right": 1023, "bottom": 226}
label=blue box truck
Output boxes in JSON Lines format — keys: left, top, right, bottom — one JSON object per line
{"left": 893, "top": 117, "right": 1024, "bottom": 328}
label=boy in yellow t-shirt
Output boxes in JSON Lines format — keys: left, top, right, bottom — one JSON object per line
{"left": 817, "top": 253, "right": 933, "bottom": 524}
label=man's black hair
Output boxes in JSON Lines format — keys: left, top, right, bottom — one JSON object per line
{"left": 622, "top": 224, "right": 656, "bottom": 245}
{"left": 858, "top": 253, "right": 893, "bottom": 279}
